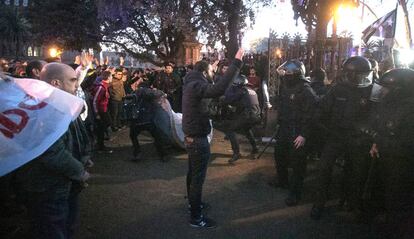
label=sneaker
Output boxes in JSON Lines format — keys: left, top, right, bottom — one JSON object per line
{"left": 268, "top": 180, "right": 288, "bottom": 189}
{"left": 310, "top": 205, "right": 324, "bottom": 220}
{"left": 228, "top": 153, "right": 241, "bottom": 163}
{"left": 285, "top": 195, "right": 299, "bottom": 207}
{"left": 189, "top": 216, "right": 217, "bottom": 229}
{"left": 131, "top": 152, "right": 142, "bottom": 162}
{"left": 160, "top": 155, "right": 171, "bottom": 162}
{"left": 97, "top": 146, "right": 113, "bottom": 154}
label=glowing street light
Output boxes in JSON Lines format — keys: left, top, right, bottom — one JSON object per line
{"left": 48, "top": 48, "right": 61, "bottom": 58}
{"left": 332, "top": 3, "right": 360, "bottom": 36}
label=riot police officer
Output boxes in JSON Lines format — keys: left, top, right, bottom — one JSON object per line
{"left": 272, "top": 60, "right": 319, "bottom": 206}
{"left": 368, "top": 69, "right": 414, "bottom": 238}
{"left": 221, "top": 74, "right": 261, "bottom": 163}
{"left": 310, "top": 56, "right": 374, "bottom": 219}
{"left": 127, "top": 84, "right": 168, "bottom": 162}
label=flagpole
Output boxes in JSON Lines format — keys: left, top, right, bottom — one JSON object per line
{"left": 390, "top": 2, "right": 399, "bottom": 68}
{"left": 359, "top": 0, "right": 365, "bottom": 56}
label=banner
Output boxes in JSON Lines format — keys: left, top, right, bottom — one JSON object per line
{"left": 0, "top": 76, "right": 84, "bottom": 176}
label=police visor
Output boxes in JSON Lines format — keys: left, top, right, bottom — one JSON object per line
{"left": 346, "top": 71, "right": 373, "bottom": 88}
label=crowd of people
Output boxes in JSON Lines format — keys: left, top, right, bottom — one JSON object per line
{"left": 1, "top": 47, "right": 413, "bottom": 238}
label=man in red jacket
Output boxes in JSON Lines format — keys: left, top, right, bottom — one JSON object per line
{"left": 92, "top": 70, "right": 113, "bottom": 153}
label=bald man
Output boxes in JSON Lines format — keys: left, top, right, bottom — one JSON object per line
{"left": 16, "top": 62, "right": 91, "bottom": 239}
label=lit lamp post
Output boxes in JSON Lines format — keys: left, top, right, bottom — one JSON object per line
{"left": 48, "top": 47, "right": 62, "bottom": 58}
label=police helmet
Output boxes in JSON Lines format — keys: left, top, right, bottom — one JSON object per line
{"left": 370, "top": 68, "right": 414, "bottom": 102}
{"left": 233, "top": 74, "right": 249, "bottom": 86}
{"left": 341, "top": 56, "right": 373, "bottom": 88}
{"left": 277, "top": 59, "right": 306, "bottom": 78}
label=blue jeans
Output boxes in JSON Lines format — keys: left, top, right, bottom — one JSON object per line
{"left": 185, "top": 136, "right": 210, "bottom": 220}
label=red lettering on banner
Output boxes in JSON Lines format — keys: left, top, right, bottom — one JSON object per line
{"left": 18, "top": 94, "right": 48, "bottom": 110}
{"left": 0, "top": 94, "right": 47, "bottom": 139}
{"left": 0, "top": 109, "right": 29, "bottom": 139}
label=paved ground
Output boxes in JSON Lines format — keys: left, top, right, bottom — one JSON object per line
{"left": 75, "top": 128, "right": 376, "bottom": 239}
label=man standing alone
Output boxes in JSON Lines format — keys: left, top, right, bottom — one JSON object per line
{"left": 182, "top": 48, "right": 244, "bottom": 228}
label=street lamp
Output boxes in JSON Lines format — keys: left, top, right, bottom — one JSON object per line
{"left": 48, "top": 47, "right": 62, "bottom": 58}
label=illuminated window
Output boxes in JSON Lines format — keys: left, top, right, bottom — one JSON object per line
{"left": 27, "top": 46, "right": 33, "bottom": 56}
{"left": 33, "top": 47, "right": 38, "bottom": 57}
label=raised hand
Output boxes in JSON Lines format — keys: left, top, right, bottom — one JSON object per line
{"left": 234, "top": 48, "right": 244, "bottom": 60}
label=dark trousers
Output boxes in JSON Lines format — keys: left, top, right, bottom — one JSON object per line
{"left": 226, "top": 129, "right": 257, "bottom": 154}
{"left": 129, "top": 122, "right": 165, "bottom": 157}
{"left": 95, "top": 112, "right": 111, "bottom": 148}
{"left": 274, "top": 139, "right": 308, "bottom": 198}
{"left": 22, "top": 184, "right": 80, "bottom": 239}
{"left": 185, "top": 136, "right": 210, "bottom": 220}
{"left": 314, "top": 138, "right": 367, "bottom": 208}
{"left": 109, "top": 100, "right": 123, "bottom": 129}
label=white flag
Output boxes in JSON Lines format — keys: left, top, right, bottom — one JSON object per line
{"left": 0, "top": 76, "right": 84, "bottom": 176}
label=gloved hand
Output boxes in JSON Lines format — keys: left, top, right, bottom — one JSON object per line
{"left": 79, "top": 171, "right": 90, "bottom": 182}
{"left": 85, "top": 159, "right": 94, "bottom": 168}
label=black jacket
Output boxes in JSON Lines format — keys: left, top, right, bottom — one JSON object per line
{"left": 182, "top": 59, "right": 242, "bottom": 137}
{"left": 223, "top": 85, "right": 261, "bottom": 118}
{"left": 15, "top": 118, "right": 88, "bottom": 193}
{"left": 277, "top": 82, "right": 319, "bottom": 140}
{"left": 317, "top": 83, "right": 373, "bottom": 137}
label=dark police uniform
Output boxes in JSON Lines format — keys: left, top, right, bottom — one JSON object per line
{"left": 222, "top": 77, "right": 261, "bottom": 162}
{"left": 127, "top": 86, "right": 167, "bottom": 161}
{"left": 368, "top": 69, "right": 414, "bottom": 238}
{"left": 311, "top": 56, "right": 374, "bottom": 219}
{"left": 273, "top": 60, "right": 319, "bottom": 206}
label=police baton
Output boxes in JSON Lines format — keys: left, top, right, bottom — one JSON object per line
{"left": 362, "top": 155, "right": 378, "bottom": 201}
{"left": 256, "top": 124, "right": 279, "bottom": 159}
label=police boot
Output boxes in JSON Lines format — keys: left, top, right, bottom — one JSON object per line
{"left": 310, "top": 204, "right": 324, "bottom": 220}
{"left": 132, "top": 150, "right": 142, "bottom": 162}
{"left": 285, "top": 194, "right": 300, "bottom": 207}
{"left": 228, "top": 153, "right": 241, "bottom": 163}
{"left": 250, "top": 147, "right": 259, "bottom": 160}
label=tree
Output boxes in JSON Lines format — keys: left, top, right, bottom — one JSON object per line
{"left": 98, "top": 0, "right": 194, "bottom": 63}
{"left": 291, "top": 0, "right": 359, "bottom": 68}
{"left": 97, "top": 0, "right": 273, "bottom": 63}
{"left": 26, "top": 0, "right": 101, "bottom": 51}
{"left": 0, "top": 6, "right": 31, "bottom": 57}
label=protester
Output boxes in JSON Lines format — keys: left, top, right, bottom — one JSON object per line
{"left": 152, "top": 62, "right": 182, "bottom": 112}
{"left": 91, "top": 70, "right": 113, "bottom": 153}
{"left": 109, "top": 68, "right": 126, "bottom": 131}
{"left": 25, "top": 60, "right": 47, "bottom": 79}
{"left": 14, "top": 62, "right": 91, "bottom": 239}
{"left": 182, "top": 48, "right": 244, "bottom": 228}
{"left": 247, "top": 67, "right": 261, "bottom": 91}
